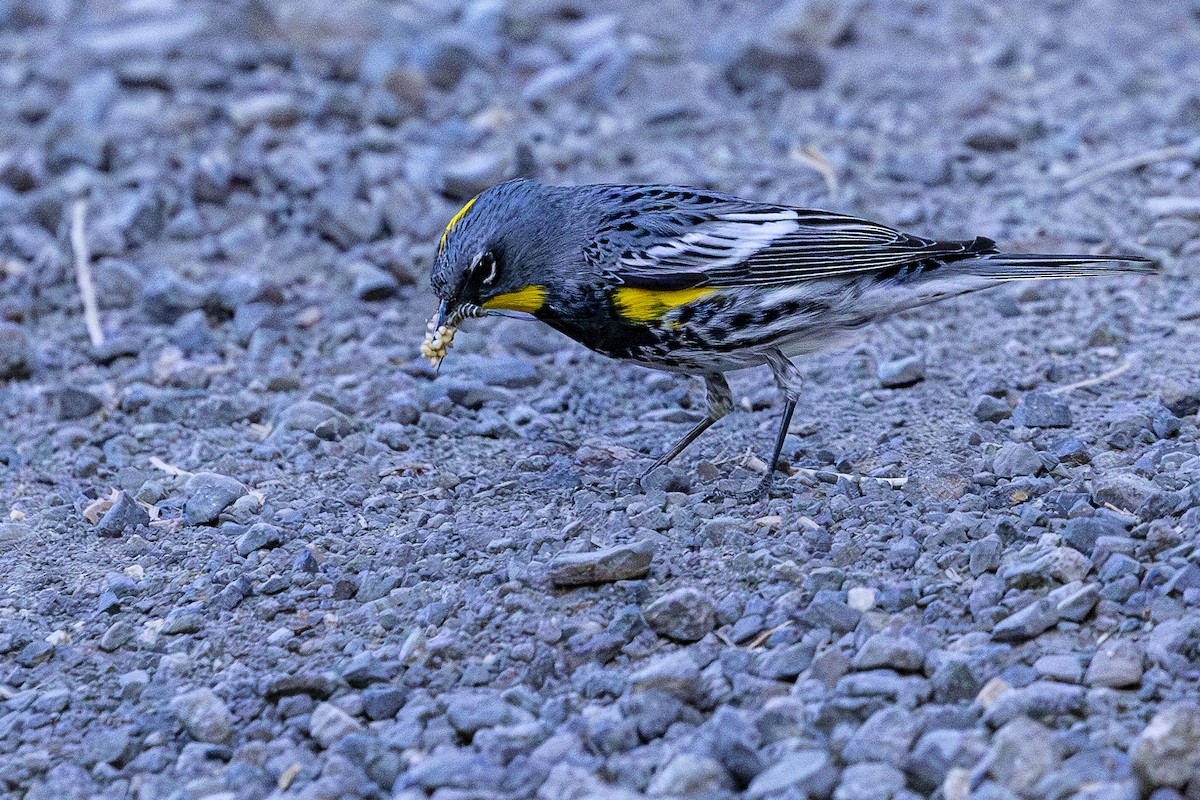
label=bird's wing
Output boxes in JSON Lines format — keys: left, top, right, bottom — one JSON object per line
{"left": 609, "top": 207, "right": 991, "bottom": 289}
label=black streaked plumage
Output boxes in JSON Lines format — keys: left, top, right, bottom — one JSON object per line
{"left": 429, "top": 179, "right": 1157, "bottom": 499}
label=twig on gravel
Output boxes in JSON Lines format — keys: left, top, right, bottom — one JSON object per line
{"left": 149, "top": 456, "right": 192, "bottom": 477}
{"left": 790, "top": 144, "right": 839, "bottom": 197}
{"left": 1063, "top": 140, "right": 1199, "bottom": 191}
{"left": 745, "top": 622, "right": 792, "bottom": 650}
{"left": 70, "top": 199, "right": 105, "bottom": 349}
{"left": 1047, "top": 360, "right": 1132, "bottom": 396}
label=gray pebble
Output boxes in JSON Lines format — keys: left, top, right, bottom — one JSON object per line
{"left": 877, "top": 355, "right": 926, "bottom": 388}
{"left": 1084, "top": 638, "right": 1143, "bottom": 688}
{"left": 646, "top": 753, "right": 731, "bottom": 797}
{"left": 1013, "top": 392, "right": 1072, "bottom": 428}
{"left": 746, "top": 750, "right": 838, "bottom": 800}
{"left": 95, "top": 490, "right": 150, "bottom": 536}
{"left": 644, "top": 587, "right": 717, "bottom": 642}
{"left": 171, "top": 688, "right": 233, "bottom": 744}
{"left": 834, "top": 762, "right": 907, "bottom": 800}
{"left": 0, "top": 321, "right": 30, "bottom": 379}
{"left": 183, "top": 472, "right": 248, "bottom": 525}
{"left": 842, "top": 706, "right": 919, "bottom": 766}
{"left": 271, "top": 400, "right": 355, "bottom": 441}
{"left": 49, "top": 386, "right": 103, "bottom": 420}
{"left": 974, "top": 394, "right": 1013, "bottom": 422}
{"left": 1130, "top": 704, "right": 1200, "bottom": 789}
{"left": 756, "top": 640, "right": 816, "bottom": 680}
{"left": 310, "top": 701, "right": 364, "bottom": 748}
{"left": 853, "top": 633, "right": 924, "bottom": 673}
{"left": 992, "top": 598, "right": 1059, "bottom": 641}
{"left": 724, "top": 42, "right": 825, "bottom": 92}
{"left": 235, "top": 522, "right": 283, "bottom": 556}
{"left": 988, "top": 716, "right": 1063, "bottom": 795}
{"left": 992, "top": 442, "right": 1043, "bottom": 478}
{"left": 549, "top": 540, "right": 654, "bottom": 586}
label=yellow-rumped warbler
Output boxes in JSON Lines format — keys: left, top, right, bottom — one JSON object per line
{"left": 425, "top": 179, "right": 1156, "bottom": 499}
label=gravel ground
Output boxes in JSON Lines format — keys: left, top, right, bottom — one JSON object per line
{"left": 1, "top": 1, "right": 1199, "bottom": 799}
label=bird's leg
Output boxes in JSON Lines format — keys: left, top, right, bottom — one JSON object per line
{"left": 641, "top": 373, "right": 731, "bottom": 478}
{"left": 727, "top": 350, "right": 803, "bottom": 501}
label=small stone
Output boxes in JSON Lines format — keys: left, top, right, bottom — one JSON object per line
{"left": 878, "top": 355, "right": 925, "bottom": 388}
{"left": 161, "top": 608, "right": 204, "bottom": 634}
{"left": 171, "top": 688, "right": 233, "bottom": 744}
{"left": 350, "top": 262, "right": 400, "bottom": 301}
{"left": 271, "top": 400, "right": 354, "bottom": 441}
{"left": 969, "top": 535, "right": 1003, "bottom": 576}
{"left": 184, "top": 472, "right": 248, "bottom": 525}
{"left": 629, "top": 651, "right": 702, "bottom": 702}
{"left": 1034, "top": 654, "right": 1083, "bottom": 683}
{"left": 1012, "top": 392, "right": 1072, "bottom": 428}
{"left": 1051, "top": 436, "right": 1091, "bottom": 466}
{"left": 1091, "top": 474, "right": 1157, "bottom": 513}
{"left": 992, "top": 599, "right": 1059, "bottom": 642}
{"left": 49, "top": 386, "right": 103, "bottom": 420}
{"left": 646, "top": 753, "right": 731, "bottom": 797}
{"left": 264, "top": 672, "right": 337, "bottom": 700}
{"left": 310, "top": 701, "right": 363, "bottom": 748}
{"left": 746, "top": 750, "right": 838, "bottom": 800}
{"left": 810, "top": 648, "right": 852, "bottom": 688}
{"left": 0, "top": 321, "right": 31, "bottom": 379}
{"left": 988, "top": 717, "right": 1063, "bottom": 795}
{"left": 1160, "top": 380, "right": 1200, "bottom": 417}
{"left": 81, "top": 726, "right": 131, "bottom": 766}
{"left": 95, "top": 490, "right": 150, "bottom": 536}
{"left": 440, "top": 152, "right": 511, "bottom": 201}
{"left": 362, "top": 686, "right": 406, "bottom": 721}
{"left": 1003, "top": 547, "right": 1090, "bottom": 588}
{"left": 847, "top": 587, "right": 876, "bottom": 611}
{"left": 644, "top": 587, "right": 717, "bottom": 642}
{"left": 235, "top": 523, "right": 284, "bottom": 556}
{"left": 853, "top": 633, "right": 924, "bottom": 673}
{"left": 1050, "top": 582, "right": 1100, "bottom": 622}
{"left": 724, "top": 42, "right": 825, "bottom": 93}
{"left": 17, "top": 640, "right": 53, "bottom": 667}
{"left": 756, "top": 641, "right": 816, "bottom": 680}
{"left": 834, "top": 762, "right": 907, "bottom": 800}
{"left": 98, "top": 620, "right": 135, "bottom": 652}
{"left": 931, "top": 655, "right": 981, "bottom": 703}
{"left": 973, "top": 395, "right": 1012, "bottom": 422}
{"left": 982, "top": 680, "right": 1086, "bottom": 728}
{"left": 800, "top": 595, "right": 861, "bottom": 632}
{"left": 1130, "top": 704, "right": 1200, "bottom": 788}
{"left": 548, "top": 540, "right": 654, "bottom": 586}
{"left": 445, "top": 691, "right": 527, "bottom": 735}
{"left": 228, "top": 92, "right": 304, "bottom": 129}
{"left": 992, "top": 443, "right": 1043, "bottom": 478}
{"left": 1084, "top": 638, "right": 1143, "bottom": 688}
{"left": 841, "top": 706, "right": 919, "bottom": 766}
{"left": 1062, "top": 516, "right": 1124, "bottom": 555}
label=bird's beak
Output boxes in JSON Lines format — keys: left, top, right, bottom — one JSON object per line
{"left": 434, "top": 299, "right": 450, "bottom": 331}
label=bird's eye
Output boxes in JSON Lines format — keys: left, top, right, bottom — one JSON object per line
{"left": 473, "top": 251, "right": 499, "bottom": 285}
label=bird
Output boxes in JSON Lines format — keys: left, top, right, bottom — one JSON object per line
{"left": 424, "top": 178, "right": 1156, "bottom": 500}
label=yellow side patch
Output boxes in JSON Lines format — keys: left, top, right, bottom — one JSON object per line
{"left": 482, "top": 285, "right": 546, "bottom": 314}
{"left": 438, "top": 196, "right": 477, "bottom": 254}
{"left": 612, "top": 286, "right": 717, "bottom": 324}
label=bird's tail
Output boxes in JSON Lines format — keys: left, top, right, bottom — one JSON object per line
{"left": 958, "top": 252, "right": 1159, "bottom": 281}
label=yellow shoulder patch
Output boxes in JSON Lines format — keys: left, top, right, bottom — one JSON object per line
{"left": 482, "top": 285, "right": 546, "bottom": 314}
{"left": 438, "top": 196, "right": 478, "bottom": 254}
{"left": 612, "top": 286, "right": 717, "bottom": 324}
